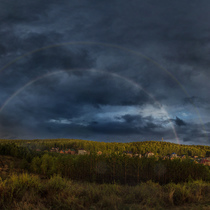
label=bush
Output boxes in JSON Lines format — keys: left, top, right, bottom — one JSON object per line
{"left": 47, "top": 174, "right": 68, "bottom": 191}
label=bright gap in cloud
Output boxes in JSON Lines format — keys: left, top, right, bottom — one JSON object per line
{"left": 47, "top": 104, "right": 171, "bottom": 126}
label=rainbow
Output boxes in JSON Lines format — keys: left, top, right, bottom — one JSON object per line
{"left": 0, "top": 42, "right": 207, "bottom": 142}
{"left": 0, "top": 68, "right": 180, "bottom": 143}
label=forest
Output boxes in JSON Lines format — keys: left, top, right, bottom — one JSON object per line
{"left": 0, "top": 139, "right": 210, "bottom": 185}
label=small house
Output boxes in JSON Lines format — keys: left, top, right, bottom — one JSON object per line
{"left": 170, "top": 153, "right": 177, "bottom": 159}
{"left": 50, "top": 147, "right": 59, "bottom": 152}
{"left": 134, "top": 154, "right": 142, "bottom": 158}
{"left": 70, "top": 149, "right": 76, "bottom": 155}
{"left": 126, "top": 151, "right": 133, "bottom": 157}
{"left": 123, "top": 151, "right": 133, "bottom": 157}
{"left": 200, "top": 158, "right": 210, "bottom": 166}
{"left": 145, "top": 152, "right": 154, "bottom": 158}
{"left": 78, "top": 149, "right": 87, "bottom": 155}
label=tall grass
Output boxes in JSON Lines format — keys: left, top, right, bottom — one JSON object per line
{"left": 0, "top": 173, "right": 209, "bottom": 209}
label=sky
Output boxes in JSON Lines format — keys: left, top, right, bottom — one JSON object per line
{"left": 0, "top": 0, "right": 209, "bottom": 145}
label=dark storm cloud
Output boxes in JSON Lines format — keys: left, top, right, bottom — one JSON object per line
{"left": 183, "top": 96, "right": 210, "bottom": 109}
{"left": 120, "top": 114, "right": 143, "bottom": 124}
{"left": 0, "top": 0, "right": 210, "bottom": 144}
{"left": 174, "top": 117, "right": 187, "bottom": 127}
{"left": 0, "top": 71, "right": 150, "bottom": 121}
{"left": 176, "top": 122, "right": 210, "bottom": 145}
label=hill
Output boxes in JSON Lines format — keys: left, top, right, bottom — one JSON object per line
{"left": 1, "top": 139, "right": 210, "bottom": 157}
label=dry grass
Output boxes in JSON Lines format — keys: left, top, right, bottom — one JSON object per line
{"left": 0, "top": 172, "right": 209, "bottom": 209}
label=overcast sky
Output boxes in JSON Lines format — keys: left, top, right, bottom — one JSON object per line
{"left": 0, "top": 0, "right": 209, "bottom": 145}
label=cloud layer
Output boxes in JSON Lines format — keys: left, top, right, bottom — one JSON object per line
{"left": 0, "top": 0, "right": 209, "bottom": 145}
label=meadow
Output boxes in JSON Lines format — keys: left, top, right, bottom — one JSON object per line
{"left": 0, "top": 172, "right": 210, "bottom": 209}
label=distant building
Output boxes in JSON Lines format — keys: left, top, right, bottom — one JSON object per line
{"left": 145, "top": 152, "right": 154, "bottom": 158}
{"left": 97, "top": 151, "right": 102, "bottom": 155}
{"left": 170, "top": 153, "right": 177, "bottom": 159}
{"left": 123, "top": 151, "right": 133, "bottom": 157}
{"left": 50, "top": 147, "right": 59, "bottom": 152}
{"left": 162, "top": 155, "right": 170, "bottom": 160}
{"left": 78, "top": 149, "right": 87, "bottom": 155}
{"left": 70, "top": 149, "right": 76, "bottom": 155}
{"left": 126, "top": 151, "right": 133, "bottom": 157}
{"left": 181, "top": 155, "right": 186, "bottom": 159}
{"left": 200, "top": 158, "right": 210, "bottom": 166}
{"left": 134, "top": 154, "right": 142, "bottom": 158}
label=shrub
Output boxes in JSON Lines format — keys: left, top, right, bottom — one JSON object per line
{"left": 47, "top": 174, "right": 67, "bottom": 191}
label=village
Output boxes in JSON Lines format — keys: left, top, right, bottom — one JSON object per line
{"left": 36, "top": 147, "right": 210, "bottom": 166}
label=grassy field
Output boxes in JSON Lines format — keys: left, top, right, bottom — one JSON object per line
{"left": 0, "top": 171, "right": 210, "bottom": 209}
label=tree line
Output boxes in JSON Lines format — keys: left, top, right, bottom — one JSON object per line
{"left": 0, "top": 141, "right": 209, "bottom": 185}
{"left": 0, "top": 138, "right": 210, "bottom": 157}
